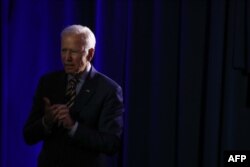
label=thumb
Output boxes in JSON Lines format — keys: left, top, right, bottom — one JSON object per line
{"left": 43, "top": 97, "right": 51, "bottom": 107}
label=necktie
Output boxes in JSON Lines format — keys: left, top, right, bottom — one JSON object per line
{"left": 65, "top": 77, "right": 78, "bottom": 108}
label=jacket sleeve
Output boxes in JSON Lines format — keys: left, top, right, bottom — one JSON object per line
{"left": 23, "top": 76, "right": 50, "bottom": 145}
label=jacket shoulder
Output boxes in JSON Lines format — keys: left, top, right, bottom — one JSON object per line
{"left": 41, "top": 71, "right": 65, "bottom": 80}
{"left": 94, "top": 71, "right": 121, "bottom": 90}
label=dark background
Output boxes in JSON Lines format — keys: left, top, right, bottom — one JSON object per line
{"left": 1, "top": 0, "right": 250, "bottom": 167}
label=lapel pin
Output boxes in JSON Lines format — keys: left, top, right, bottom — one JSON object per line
{"left": 85, "top": 89, "right": 90, "bottom": 93}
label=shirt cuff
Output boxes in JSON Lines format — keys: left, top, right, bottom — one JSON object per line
{"left": 68, "top": 121, "right": 78, "bottom": 136}
{"left": 42, "top": 117, "right": 52, "bottom": 133}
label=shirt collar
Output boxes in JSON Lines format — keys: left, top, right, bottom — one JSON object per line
{"left": 67, "top": 63, "right": 91, "bottom": 82}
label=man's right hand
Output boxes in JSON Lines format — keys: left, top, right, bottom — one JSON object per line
{"left": 43, "top": 97, "right": 60, "bottom": 127}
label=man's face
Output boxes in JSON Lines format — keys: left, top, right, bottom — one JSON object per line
{"left": 61, "top": 34, "right": 92, "bottom": 74}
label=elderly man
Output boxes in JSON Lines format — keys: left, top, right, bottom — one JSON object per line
{"left": 23, "top": 25, "right": 124, "bottom": 167}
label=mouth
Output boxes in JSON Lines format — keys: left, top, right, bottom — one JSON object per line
{"left": 64, "top": 64, "right": 75, "bottom": 69}
{"left": 64, "top": 63, "right": 74, "bottom": 66}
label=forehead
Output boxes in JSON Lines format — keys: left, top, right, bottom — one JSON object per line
{"left": 61, "top": 33, "right": 82, "bottom": 41}
{"left": 61, "top": 34, "right": 84, "bottom": 48}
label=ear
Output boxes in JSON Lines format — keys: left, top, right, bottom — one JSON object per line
{"left": 86, "top": 48, "right": 95, "bottom": 62}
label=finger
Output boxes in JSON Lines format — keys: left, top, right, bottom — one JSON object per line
{"left": 43, "top": 97, "right": 51, "bottom": 107}
{"left": 49, "top": 105, "right": 65, "bottom": 116}
{"left": 49, "top": 104, "right": 62, "bottom": 111}
{"left": 52, "top": 105, "right": 69, "bottom": 117}
{"left": 55, "top": 104, "right": 68, "bottom": 111}
{"left": 57, "top": 113, "right": 68, "bottom": 120}
{"left": 49, "top": 104, "right": 68, "bottom": 113}
{"left": 53, "top": 109, "right": 67, "bottom": 120}
{"left": 52, "top": 110, "right": 62, "bottom": 121}
{"left": 57, "top": 115, "right": 66, "bottom": 126}
{"left": 54, "top": 109, "right": 69, "bottom": 121}
{"left": 46, "top": 108, "right": 61, "bottom": 122}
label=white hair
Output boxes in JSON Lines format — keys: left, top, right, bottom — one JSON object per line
{"left": 61, "top": 25, "right": 96, "bottom": 50}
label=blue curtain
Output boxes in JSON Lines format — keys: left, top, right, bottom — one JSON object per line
{"left": 1, "top": 0, "right": 250, "bottom": 167}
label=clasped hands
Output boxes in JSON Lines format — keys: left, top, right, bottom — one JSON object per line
{"left": 43, "top": 97, "right": 75, "bottom": 129}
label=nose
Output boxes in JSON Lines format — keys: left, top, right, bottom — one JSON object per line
{"left": 65, "top": 54, "right": 72, "bottom": 61}
{"left": 63, "top": 51, "right": 72, "bottom": 61}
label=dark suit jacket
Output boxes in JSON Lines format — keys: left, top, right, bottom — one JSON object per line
{"left": 23, "top": 66, "right": 124, "bottom": 167}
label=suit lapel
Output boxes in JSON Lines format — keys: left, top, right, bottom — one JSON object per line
{"left": 72, "top": 66, "right": 98, "bottom": 110}
{"left": 58, "top": 73, "right": 67, "bottom": 104}
{"left": 50, "top": 72, "right": 67, "bottom": 104}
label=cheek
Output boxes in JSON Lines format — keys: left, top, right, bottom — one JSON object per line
{"left": 61, "top": 55, "right": 69, "bottom": 62}
{"left": 61, "top": 56, "right": 65, "bottom": 63}
{"left": 79, "top": 56, "right": 86, "bottom": 64}
{"left": 73, "top": 57, "right": 83, "bottom": 65}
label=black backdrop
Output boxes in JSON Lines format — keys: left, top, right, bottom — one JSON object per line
{"left": 1, "top": 0, "right": 250, "bottom": 167}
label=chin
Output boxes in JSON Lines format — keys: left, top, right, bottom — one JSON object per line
{"left": 65, "top": 70, "right": 76, "bottom": 74}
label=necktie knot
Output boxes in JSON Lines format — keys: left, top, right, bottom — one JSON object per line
{"left": 68, "top": 77, "right": 78, "bottom": 88}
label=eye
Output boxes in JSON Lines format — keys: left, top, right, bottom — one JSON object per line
{"left": 61, "top": 49, "right": 82, "bottom": 56}
{"left": 61, "top": 49, "right": 68, "bottom": 54}
{"left": 71, "top": 50, "right": 79, "bottom": 55}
